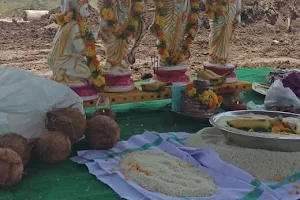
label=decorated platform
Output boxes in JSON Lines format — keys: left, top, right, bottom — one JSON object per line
{"left": 83, "top": 80, "right": 252, "bottom": 108}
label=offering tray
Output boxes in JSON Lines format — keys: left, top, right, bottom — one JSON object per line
{"left": 209, "top": 110, "right": 300, "bottom": 152}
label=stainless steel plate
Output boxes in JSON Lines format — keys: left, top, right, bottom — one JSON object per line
{"left": 173, "top": 109, "right": 225, "bottom": 120}
{"left": 252, "top": 82, "right": 270, "bottom": 96}
{"left": 209, "top": 110, "right": 300, "bottom": 152}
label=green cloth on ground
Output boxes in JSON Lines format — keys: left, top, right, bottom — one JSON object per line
{"left": 0, "top": 68, "right": 273, "bottom": 200}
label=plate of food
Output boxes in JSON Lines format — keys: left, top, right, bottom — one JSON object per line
{"left": 209, "top": 110, "right": 300, "bottom": 152}
{"left": 252, "top": 82, "right": 270, "bottom": 96}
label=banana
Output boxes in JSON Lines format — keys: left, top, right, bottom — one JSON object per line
{"left": 204, "top": 69, "right": 223, "bottom": 79}
{"left": 197, "top": 70, "right": 216, "bottom": 80}
{"left": 228, "top": 116, "right": 300, "bottom": 134}
{"left": 197, "top": 69, "right": 231, "bottom": 86}
{"left": 227, "top": 117, "right": 273, "bottom": 132}
{"left": 140, "top": 82, "right": 171, "bottom": 92}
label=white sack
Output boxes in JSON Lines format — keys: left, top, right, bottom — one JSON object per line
{"left": 264, "top": 80, "right": 300, "bottom": 110}
{"left": 0, "top": 67, "right": 84, "bottom": 138}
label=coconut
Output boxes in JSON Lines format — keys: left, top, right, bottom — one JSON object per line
{"left": 45, "top": 107, "right": 87, "bottom": 143}
{"left": 0, "top": 133, "right": 32, "bottom": 167}
{"left": 85, "top": 115, "right": 120, "bottom": 149}
{"left": 32, "top": 131, "right": 72, "bottom": 164}
{"left": 0, "top": 148, "right": 24, "bottom": 188}
{"left": 91, "top": 108, "right": 116, "bottom": 120}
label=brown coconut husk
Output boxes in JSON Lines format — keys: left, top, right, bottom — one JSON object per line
{"left": 85, "top": 115, "right": 120, "bottom": 149}
{"left": 32, "top": 131, "right": 72, "bottom": 164}
{"left": 0, "top": 133, "right": 33, "bottom": 167}
{"left": 45, "top": 107, "right": 87, "bottom": 143}
{"left": 91, "top": 108, "right": 116, "bottom": 120}
{"left": 0, "top": 148, "right": 24, "bottom": 188}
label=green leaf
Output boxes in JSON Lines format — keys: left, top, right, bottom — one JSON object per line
{"left": 156, "top": 42, "right": 166, "bottom": 49}
{"left": 127, "top": 25, "right": 136, "bottom": 32}
{"left": 92, "top": 70, "right": 100, "bottom": 78}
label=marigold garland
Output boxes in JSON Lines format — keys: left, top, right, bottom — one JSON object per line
{"left": 153, "top": 0, "right": 201, "bottom": 66}
{"left": 56, "top": 11, "right": 105, "bottom": 88}
{"left": 205, "top": 0, "right": 229, "bottom": 21}
{"left": 100, "top": 1, "right": 144, "bottom": 40}
{"left": 186, "top": 85, "right": 223, "bottom": 109}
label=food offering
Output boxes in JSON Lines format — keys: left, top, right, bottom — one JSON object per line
{"left": 210, "top": 110, "right": 300, "bottom": 152}
{"left": 227, "top": 116, "right": 300, "bottom": 135}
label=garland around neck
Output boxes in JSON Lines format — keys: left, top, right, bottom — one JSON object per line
{"left": 99, "top": 1, "right": 145, "bottom": 40}
{"left": 153, "top": 0, "right": 201, "bottom": 66}
{"left": 56, "top": 10, "right": 105, "bottom": 88}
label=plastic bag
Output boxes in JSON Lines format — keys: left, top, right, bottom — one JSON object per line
{"left": 264, "top": 80, "right": 300, "bottom": 110}
{"left": 0, "top": 67, "right": 84, "bottom": 138}
{"left": 247, "top": 101, "right": 266, "bottom": 111}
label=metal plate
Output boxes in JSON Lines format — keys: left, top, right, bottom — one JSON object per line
{"left": 209, "top": 110, "right": 300, "bottom": 152}
{"left": 252, "top": 82, "right": 270, "bottom": 96}
{"left": 173, "top": 109, "right": 225, "bottom": 120}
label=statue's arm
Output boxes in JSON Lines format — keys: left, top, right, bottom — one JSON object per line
{"left": 72, "top": 23, "right": 86, "bottom": 53}
{"left": 150, "top": 0, "right": 175, "bottom": 38}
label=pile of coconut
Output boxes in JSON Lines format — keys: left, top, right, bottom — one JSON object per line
{"left": 0, "top": 107, "right": 120, "bottom": 189}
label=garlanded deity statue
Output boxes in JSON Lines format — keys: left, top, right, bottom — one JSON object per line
{"left": 98, "top": 0, "right": 146, "bottom": 92}
{"left": 203, "top": 0, "right": 241, "bottom": 83}
{"left": 150, "top": 0, "right": 201, "bottom": 85}
{"left": 48, "top": 0, "right": 105, "bottom": 101}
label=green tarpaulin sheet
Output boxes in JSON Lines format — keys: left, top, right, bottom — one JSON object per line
{"left": 0, "top": 68, "right": 273, "bottom": 200}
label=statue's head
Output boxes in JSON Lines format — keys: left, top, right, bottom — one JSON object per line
{"left": 62, "top": 0, "right": 90, "bottom": 18}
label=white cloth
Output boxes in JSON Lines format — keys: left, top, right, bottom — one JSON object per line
{"left": 0, "top": 67, "right": 84, "bottom": 138}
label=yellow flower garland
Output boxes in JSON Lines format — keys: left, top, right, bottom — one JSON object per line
{"left": 199, "top": 90, "right": 223, "bottom": 109}
{"left": 205, "top": 0, "right": 229, "bottom": 21}
{"left": 153, "top": 0, "right": 201, "bottom": 66}
{"left": 100, "top": 1, "right": 144, "bottom": 40}
{"left": 186, "top": 85, "right": 223, "bottom": 109}
{"left": 56, "top": 11, "right": 105, "bottom": 88}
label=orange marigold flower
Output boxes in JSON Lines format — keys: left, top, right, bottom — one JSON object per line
{"left": 186, "top": 84, "right": 193, "bottom": 91}
{"left": 218, "top": 96, "right": 223, "bottom": 103}
{"left": 143, "top": 170, "right": 151, "bottom": 176}
{"left": 158, "top": 48, "right": 165, "bottom": 55}
{"left": 171, "top": 56, "right": 178, "bottom": 63}
{"left": 86, "top": 40, "right": 95, "bottom": 46}
{"left": 186, "top": 38, "right": 193, "bottom": 45}
{"left": 210, "top": 100, "right": 217, "bottom": 109}
{"left": 91, "top": 58, "right": 100, "bottom": 67}
{"left": 156, "top": 30, "right": 164, "bottom": 37}
{"left": 275, "top": 176, "right": 282, "bottom": 182}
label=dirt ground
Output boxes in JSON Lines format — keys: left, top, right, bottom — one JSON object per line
{"left": 1, "top": 0, "right": 300, "bottom": 80}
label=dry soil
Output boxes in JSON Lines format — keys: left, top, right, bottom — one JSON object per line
{"left": 1, "top": 0, "right": 300, "bottom": 80}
